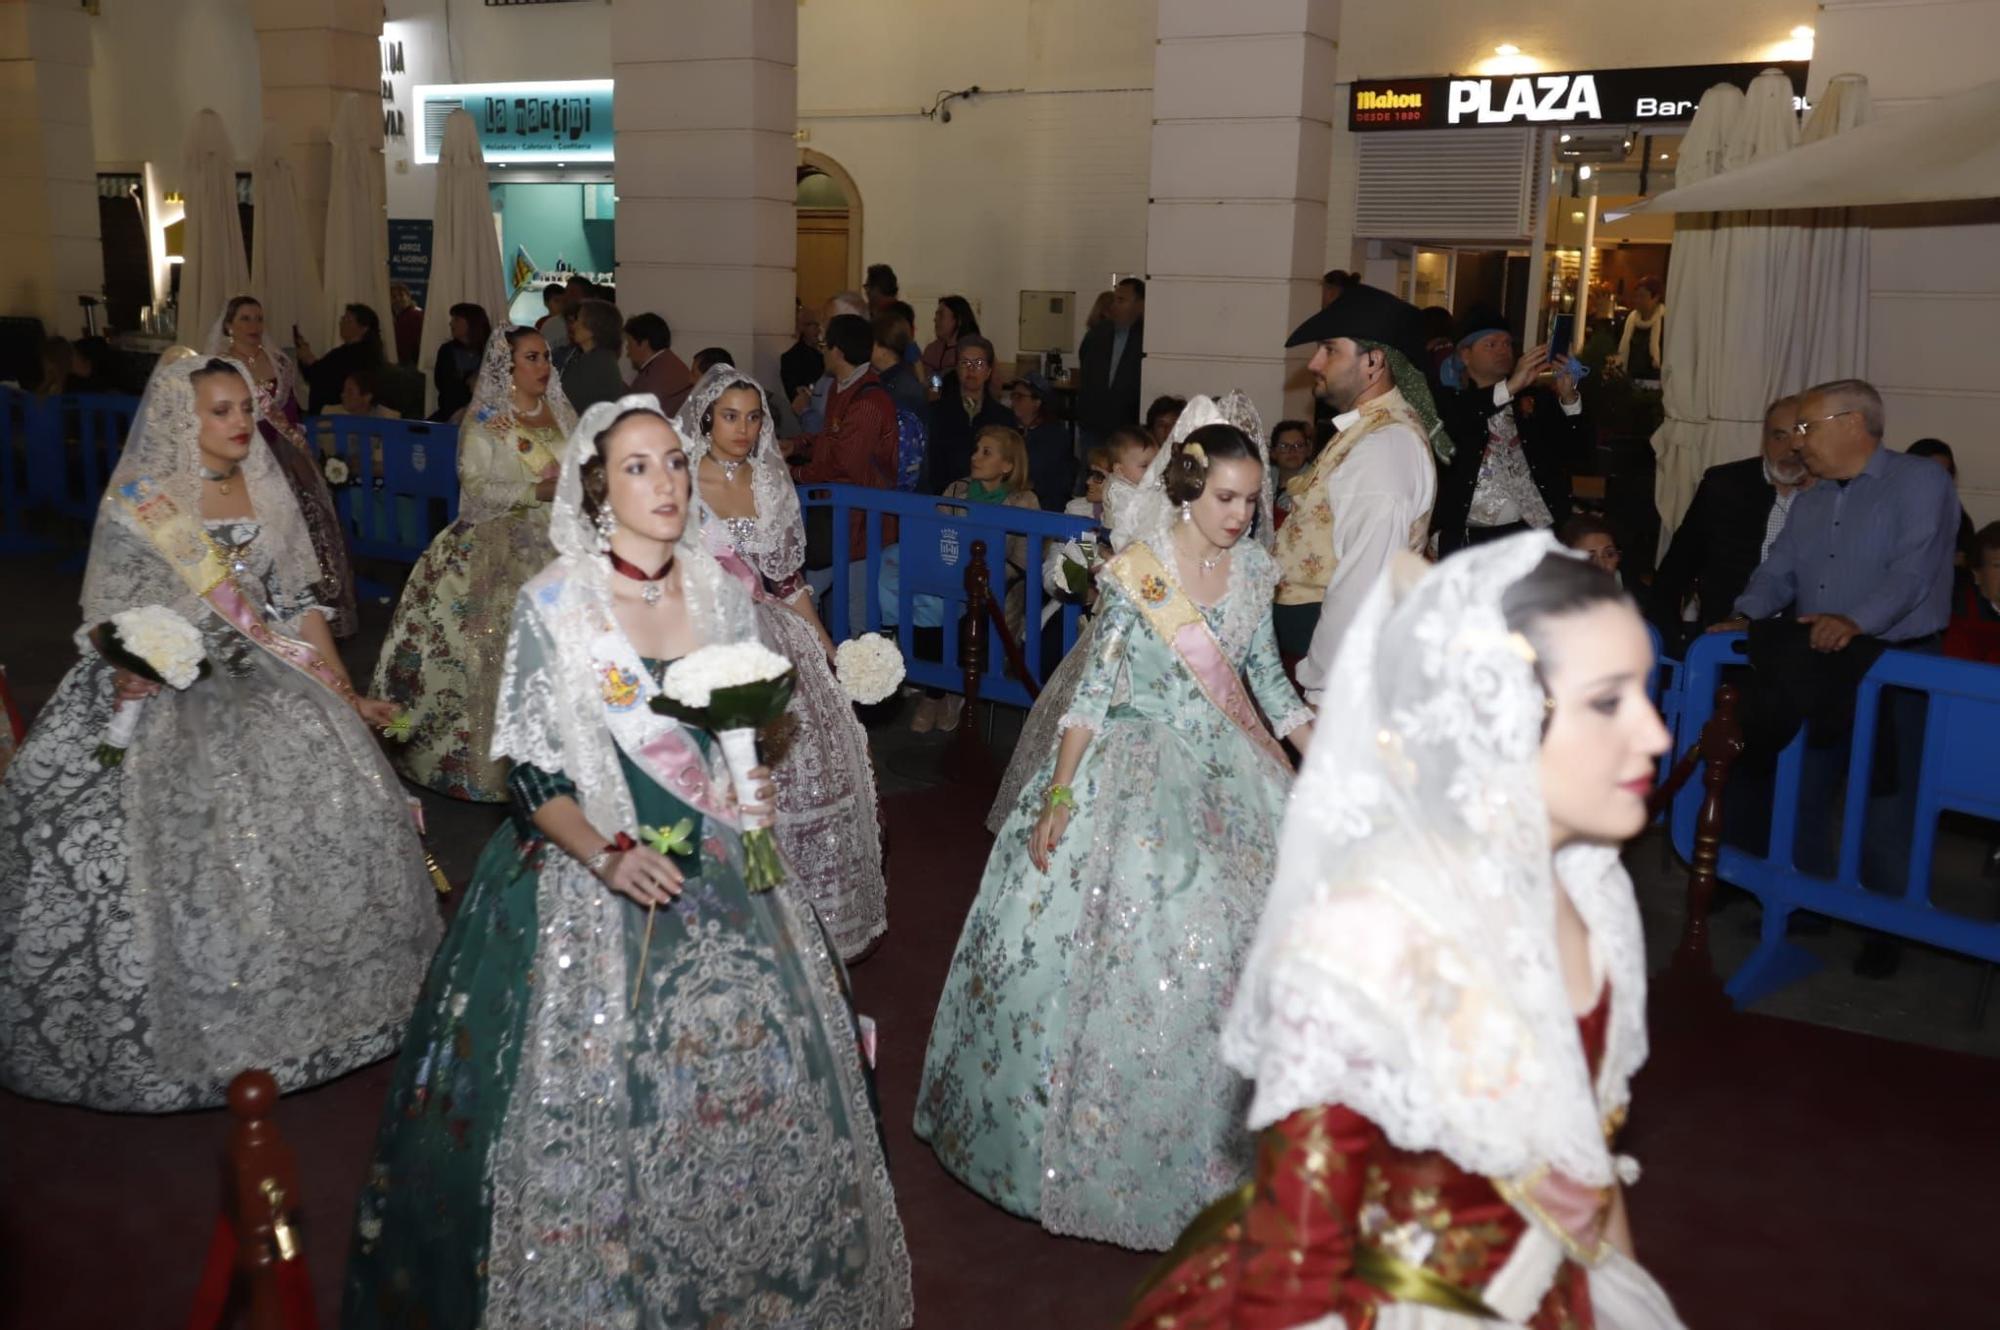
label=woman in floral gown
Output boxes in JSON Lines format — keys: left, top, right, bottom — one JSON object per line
{"left": 676, "top": 365, "right": 889, "bottom": 959}
{"left": 0, "top": 353, "right": 440, "bottom": 1111}
{"left": 343, "top": 395, "right": 913, "bottom": 1330}
{"left": 915, "top": 409, "right": 1313, "bottom": 1250}
{"left": 208, "top": 295, "right": 360, "bottom": 635}
{"left": 1126, "top": 535, "right": 1685, "bottom": 1329}
{"left": 371, "top": 325, "right": 576, "bottom": 801}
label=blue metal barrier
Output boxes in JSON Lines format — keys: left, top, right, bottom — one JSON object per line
{"left": 1669, "top": 631, "right": 2000, "bottom": 1004}
{"left": 798, "top": 483, "right": 1094, "bottom": 708}
{"left": 0, "top": 387, "right": 47, "bottom": 552}
{"left": 307, "top": 416, "right": 460, "bottom": 587}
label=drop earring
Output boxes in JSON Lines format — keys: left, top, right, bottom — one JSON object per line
{"left": 594, "top": 506, "right": 617, "bottom": 554}
{"left": 1180, "top": 500, "right": 1192, "bottom": 523}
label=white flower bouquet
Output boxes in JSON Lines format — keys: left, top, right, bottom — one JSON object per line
{"left": 834, "top": 633, "right": 906, "bottom": 706}
{"left": 93, "top": 605, "right": 209, "bottom": 766}
{"left": 651, "top": 641, "right": 795, "bottom": 890}
{"left": 323, "top": 455, "right": 352, "bottom": 487}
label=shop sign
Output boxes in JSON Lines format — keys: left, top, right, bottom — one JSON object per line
{"left": 413, "top": 80, "right": 615, "bottom": 164}
{"left": 388, "top": 219, "right": 433, "bottom": 306}
{"left": 1349, "top": 62, "right": 1808, "bottom": 131}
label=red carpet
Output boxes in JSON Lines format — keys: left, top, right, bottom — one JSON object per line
{"left": 2, "top": 784, "right": 1993, "bottom": 1327}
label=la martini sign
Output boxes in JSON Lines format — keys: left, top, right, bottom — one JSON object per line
{"left": 1349, "top": 62, "right": 1808, "bottom": 131}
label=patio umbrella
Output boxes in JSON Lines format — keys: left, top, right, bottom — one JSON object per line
{"left": 249, "top": 124, "right": 326, "bottom": 365}
{"left": 323, "top": 93, "right": 393, "bottom": 351}
{"left": 416, "top": 109, "right": 508, "bottom": 415}
{"left": 1786, "top": 75, "right": 1873, "bottom": 390}
{"left": 179, "top": 108, "right": 249, "bottom": 348}
{"left": 1649, "top": 82, "right": 1743, "bottom": 541}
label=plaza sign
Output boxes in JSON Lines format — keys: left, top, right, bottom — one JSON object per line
{"left": 412, "top": 80, "right": 615, "bottom": 164}
{"left": 1349, "top": 62, "right": 1808, "bottom": 132}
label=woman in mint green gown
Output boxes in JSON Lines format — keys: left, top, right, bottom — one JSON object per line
{"left": 342, "top": 395, "right": 912, "bottom": 1329}
{"left": 914, "top": 414, "right": 1313, "bottom": 1251}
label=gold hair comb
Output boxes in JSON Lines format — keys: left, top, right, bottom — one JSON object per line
{"left": 1182, "top": 442, "right": 1209, "bottom": 467}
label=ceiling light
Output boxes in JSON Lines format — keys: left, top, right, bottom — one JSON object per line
{"left": 1659, "top": 152, "right": 1670, "bottom": 160}
{"left": 1560, "top": 133, "right": 1572, "bottom": 143}
{"left": 1495, "top": 43, "right": 1520, "bottom": 56}
{"left": 1791, "top": 25, "right": 1814, "bottom": 41}
{"left": 1578, "top": 164, "right": 1593, "bottom": 181}
{"left": 1571, "top": 211, "right": 1585, "bottom": 222}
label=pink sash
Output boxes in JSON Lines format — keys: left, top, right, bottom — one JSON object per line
{"left": 1106, "top": 543, "right": 1293, "bottom": 780}
{"left": 114, "top": 477, "right": 351, "bottom": 701}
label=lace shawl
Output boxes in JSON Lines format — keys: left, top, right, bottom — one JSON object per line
{"left": 674, "top": 365, "right": 807, "bottom": 585}
{"left": 457, "top": 325, "right": 578, "bottom": 524}
{"left": 489, "top": 395, "right": 758, "bottom": 836}
{"left": 1113, "top": 391, "right": 1278, "bottom": 556}
{"left": 1221, "top": 533, "right": 1650, "bottom": 1191}
{"left": 81, "top": 352, "right": 322, "bottom": 637}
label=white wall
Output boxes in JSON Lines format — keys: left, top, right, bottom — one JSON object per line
{"left": 798, "top": 0, "right": 1156, "bottom": 362}
{"left": 1816, "top": 0, "right": 2000, "bottom": 526}
{"left": 89, "top": 0, "right": 262, "bottom": 188}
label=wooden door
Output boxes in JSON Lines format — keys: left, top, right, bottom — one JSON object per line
{"left": 796, "top": 207, "right": 849, "bottom": 314}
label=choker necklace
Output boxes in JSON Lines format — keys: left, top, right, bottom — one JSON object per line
{"left": 514, "top": 394, "right": 546, "bottom": 418}
{"left": 200, "top": 462, "right": 241, "bottom": 495}
{"left": 713, "top": 455, "right": 748, "bottom": 483}
{"left": 609, "top": 550, "right": 674, "bottom": 605}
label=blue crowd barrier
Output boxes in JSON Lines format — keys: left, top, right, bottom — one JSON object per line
{"left": 798, "top": 483, "right": 1094, "bottom": 708}
{"left": 0, "top": 388, "right": 140, "bottom": 558}
{"left": 307, "top": 416, "right": 460, "bottom": 594}
{"left": 1668, "top": 630, "right": 2000, "bottom": 1005}
{"left": 0, "top": 387, "right": 44, "bottom": 552}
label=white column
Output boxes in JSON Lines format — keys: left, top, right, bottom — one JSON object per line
{"left": 1144, "top": 0, "right": 1340, "bottom": 428}
{"left": 249, "top": 0, "right": 381, "bottom": 274}
{"left": 611, "top": 0, "right": 797, "bottom": 394}
{"left": 0, "top": 0, "right": 103, "bottom": 336}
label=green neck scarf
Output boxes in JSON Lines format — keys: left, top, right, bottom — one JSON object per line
{"left": 1356, "top": 340, "right": 1452, "bottom": 465}
{"left": 967, "top": 478, "right": 1011, "bottom": 505}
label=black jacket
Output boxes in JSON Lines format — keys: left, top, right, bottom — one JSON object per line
{"left": 1433, "top": 381, "right": 1593, "bottom": 554}
{"left": 1651, "top": 455, "right": 1778, "bottom": 646}
{"left": 431, "top": 340, "right": 480, "bottom": 421}
{"left": 1022, "top": 419, "right": 1076, "bottom": 514}
{"left": 923, "top": 378, "right": 1013, "bottom": 494}
{"left": 303, "top": 341, "right": 382, "bottom": 415}
{"left": 1076, "top": 317, "right": 1143, "bottom": 435}
{"left": 780, "top": 338, "right": 825, "bottom": 399}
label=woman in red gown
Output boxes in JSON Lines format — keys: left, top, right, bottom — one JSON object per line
{"left": 1127, "top": 534, "right": 1686, "bottom": 1329}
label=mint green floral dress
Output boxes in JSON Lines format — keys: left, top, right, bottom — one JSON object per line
{"left": 913, "top": 538, "right": 1311, "bottom": 1250}
{"left": 343, "top": 658, "right": 912, "bottom": 1328}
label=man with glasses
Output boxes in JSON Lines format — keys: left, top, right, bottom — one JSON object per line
{"left": 1651, "top": 394, "right": 1812, "bottom": 651}
{"left": 921, "top": 334, "right": 1012, "bottom": 494}
{"left": 1722, "top": 378, "right": 1959, "bottom": 977}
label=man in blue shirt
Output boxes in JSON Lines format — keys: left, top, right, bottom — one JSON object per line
{"left": 1719, "top": 378, "right": 1957, "bottom": 977}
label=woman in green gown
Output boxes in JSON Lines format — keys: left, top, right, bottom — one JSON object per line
{"left": 343, "top": 393, "right": 913, "bottom": 1329}
{"left": 915, "top": 405, "right": 1314, "bottom": 1251}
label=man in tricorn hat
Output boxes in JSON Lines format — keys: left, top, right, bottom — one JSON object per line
{"left": 1432, "top": 307, "right": 1590, "bottom": 556}
{"left": 1273, "top": 283, "right": 1449, "bottom": 707}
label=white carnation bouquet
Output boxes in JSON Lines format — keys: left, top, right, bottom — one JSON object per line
{"left": 93, "top": 605, "right": 209, "bottom": 766}
{"left": 651, "top": 641, "right": 795, "bottom": 890}
{"left": 834, "top": 633, "right": 906, "bottom": 705}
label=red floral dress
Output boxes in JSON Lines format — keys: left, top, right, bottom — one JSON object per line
{"left": 1125, "top": 991, "right": 1613, "bottom": 1330}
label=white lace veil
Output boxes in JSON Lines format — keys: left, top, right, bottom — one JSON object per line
{"left": 82, "top": 350, "right": 323, "bottom": 628}
{"left": 203, "top": 305, "right": 301, "bottom": 407}
{"left": 1220, "top": 532, "right": 1649, "bottom": 1190}
{"left": 470, "top": 323, "right": 579, "bottom": 433}
{"left": 493, "top": 392, "right": 758, "bottom": 835}
{"left": 1111, "top": 390, "right": 1278, "bottom": 556}
{"left": 674, "top": 364, "right": 806, "bottom": 584}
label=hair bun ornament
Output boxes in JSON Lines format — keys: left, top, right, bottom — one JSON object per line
{"left": 1181, "top": 441, "right": 1209, "bottom": 468}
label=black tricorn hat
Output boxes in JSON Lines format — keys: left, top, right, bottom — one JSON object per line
{"left": 1285, "top": 282, "right": 1427, "bottom": 369}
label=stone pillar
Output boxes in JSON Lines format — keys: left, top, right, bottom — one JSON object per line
{"left": 612, "top": 0, "right": 797, "bottom": 394}
{"left": 0, "top": 0, "right": 103, "bottom": 335}
{"left": 1144, "top": 0, "right": 1339, "bottom": 427}
{"left": 249, "top": 0, "right": 380, "bottom": 272}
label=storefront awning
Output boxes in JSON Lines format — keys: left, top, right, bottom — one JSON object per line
{"left": 1610, "top": 77, "right": 2000, "bottom": 216}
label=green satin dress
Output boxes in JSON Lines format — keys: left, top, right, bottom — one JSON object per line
{"left": 343, "top": 666, "right": 910, "bottom": 1328}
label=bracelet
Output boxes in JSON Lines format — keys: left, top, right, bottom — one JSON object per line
{"left": 1044, "top": 784, "right": 1077, "bottom": 813}
{"left": 583, "top": 844, "right": 618, "bottom": 879}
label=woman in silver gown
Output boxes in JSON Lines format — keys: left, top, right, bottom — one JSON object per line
{"left": 0, "top": 352, "right": 441, "bottom": 1112}
{"left": 677, "top": 366, "right": 889, "bottom": 958}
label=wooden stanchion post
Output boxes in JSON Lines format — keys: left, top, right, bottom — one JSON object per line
{"left": 951, "top": 541, "right": 995, "bottom": 794}
{"left": 1661, "top": 684, "right": 1745, "bottom": 1025}
{"left": 186, "top": 1070, "right": 319, "bottom": 1330}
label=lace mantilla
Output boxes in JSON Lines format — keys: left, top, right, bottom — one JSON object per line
{"left": 674, "top": 365, "right": 807, "bottom": 587}
{"left": 1222, "top": 533, "right": 1649, "bottom": 1191}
